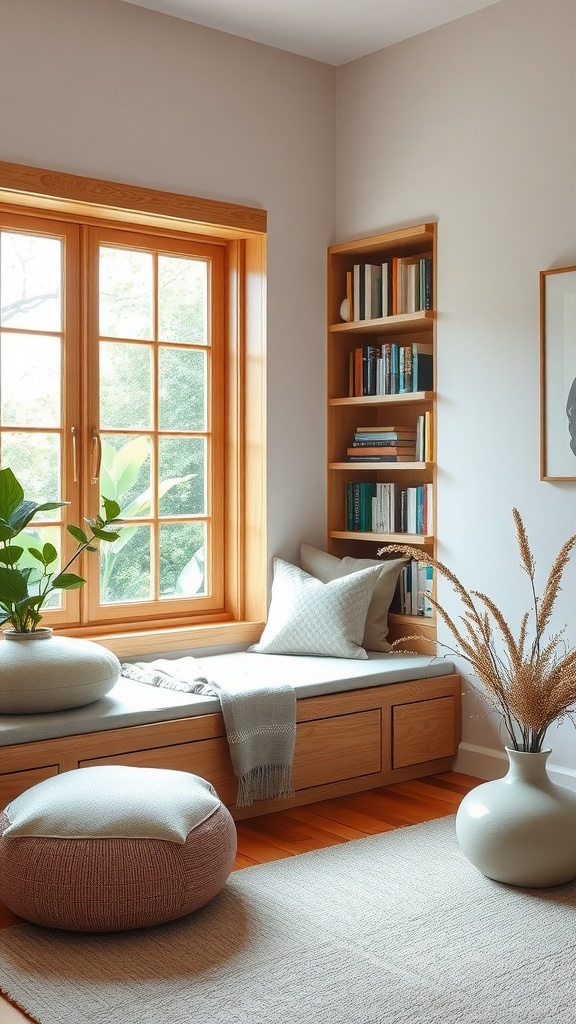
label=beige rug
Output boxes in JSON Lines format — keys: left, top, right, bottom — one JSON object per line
{"left": 0, "top": 814, "right": 575, "bottom": 1024}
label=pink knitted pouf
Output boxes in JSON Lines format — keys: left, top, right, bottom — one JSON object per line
{"left": 0, "top": 765, "right": 237, "bottom": 933}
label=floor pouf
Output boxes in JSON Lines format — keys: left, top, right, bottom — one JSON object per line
{"left": 0, "top": 765, "right": 237, "bottom": 932}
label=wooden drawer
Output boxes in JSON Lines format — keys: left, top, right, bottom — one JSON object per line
{"left": 0, "top": 765, "right": 59, "bottom": 807}
{"left": 392, "top": 696, "right": 456, "bottom": 769}
{"left": 293, "top": 709, "right": 381, "bottom": 789}
{"left": 80, "top": 737, "right": 237, "bottom": 805}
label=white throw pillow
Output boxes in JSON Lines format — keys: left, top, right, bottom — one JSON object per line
{"left": 249, "top": 558, "right": 383, "bottom": 660}
{"left": 300, "top": 544, "right": 407, "bottom": 652}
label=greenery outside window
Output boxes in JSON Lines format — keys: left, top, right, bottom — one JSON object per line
{"left": 0, "top": 162, "right": 267, "bottom": 656}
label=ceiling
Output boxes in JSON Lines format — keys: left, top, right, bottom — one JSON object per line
{"left": 121, "top": 0, "right": 504, "bottom": 66}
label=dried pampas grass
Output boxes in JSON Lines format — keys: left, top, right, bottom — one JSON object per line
{"left": 379, "top": 509, "right": 576, "bottom": 753}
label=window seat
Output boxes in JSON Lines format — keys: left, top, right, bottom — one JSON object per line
{"left": 0, "top": 651, "right": 462, "bottom": 819}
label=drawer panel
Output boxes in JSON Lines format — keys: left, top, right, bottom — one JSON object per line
{"left": 0, "top": 765, "right": 59, "bottom": 807}
{"left": 293, "top": 709, "right": 381, "bottom": 789}
{"left": 392, "top": 696, "right": 456, "bottom": 769}
{"left": 80, "top": 737, "right": 237, "bottom": 805}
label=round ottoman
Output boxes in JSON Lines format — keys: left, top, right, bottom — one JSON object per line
{"left": 0, "top": 765, "right": 237, "bottom": 932}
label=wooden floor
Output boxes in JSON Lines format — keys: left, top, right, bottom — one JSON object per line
{"left": 0, "top": 771, "right": 480, "bottom": 1024}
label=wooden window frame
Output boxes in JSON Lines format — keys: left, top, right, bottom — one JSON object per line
{"left": 0, "top": 161, "right": 267, "bottom": 657}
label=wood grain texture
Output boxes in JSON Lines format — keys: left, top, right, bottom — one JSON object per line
{"left": 0, "top": 161, "right": 266, "bottom": 235}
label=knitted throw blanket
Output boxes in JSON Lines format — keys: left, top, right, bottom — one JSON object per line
{"left": 120, "top": 658, "right": 296, "bottom": 808}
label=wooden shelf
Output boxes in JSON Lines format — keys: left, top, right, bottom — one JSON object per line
{"left": 329, "top": 462, "right": 431, "bottom": 471}
{"left": 329, "top": 530, "right": 433, "bottom": 546}
{"left": 330, "top": 310, "right": 435, "bottom": 336}
{"left": 329, "top": 392, "right": 433, "bottom": 407}
{"left": 327, "top": 222, "right": 438, "bottom": 648}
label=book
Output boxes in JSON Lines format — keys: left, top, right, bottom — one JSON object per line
{"left": 347, "top": 454, "right": 416, "bottom": 462}
{"left": 411, "top": 343, "right": 433, "bottom": 392}
{"left": 353, "top": 264, "right": 364, "bottom": 321}
{"left": 398, "top": 344, "right": 413, "bottom": 393}
{"left": 422, "top": 257, "right": 433, "bottom": 310}
{"left": 347, "top": 446, "right": 416, "bottom": 456}
{"left": 381, "top": 262, "right": 391, "bottom": 317}
{"left": 364, "top": 265, "right": 382, "bottom": 320}
{"left": 352, "top": 438, "right": 416, "bottom": 447}
{"left": 355, "top": 425, "right": 415, "bottom": 433}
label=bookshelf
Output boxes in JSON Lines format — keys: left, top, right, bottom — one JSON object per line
{"left": 327, "top": 223, "right": 437, "bottom": 651}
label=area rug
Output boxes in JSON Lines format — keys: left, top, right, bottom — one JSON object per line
{"left": 0, "top": 814, "right": 575, "bottom": 1024}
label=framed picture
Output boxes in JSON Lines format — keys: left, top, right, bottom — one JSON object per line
{"left": 540, "top": 265, "right": 576, "bottom": 480}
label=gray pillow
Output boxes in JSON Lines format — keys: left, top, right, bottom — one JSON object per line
{"left": 300, "top": 544, "right": 407, "bottom": 652}
{"left": 249, "top": 557, "right": 383, "bottom": 660}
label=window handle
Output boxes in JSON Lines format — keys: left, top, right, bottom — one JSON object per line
{"left": 91, "top": 430, "right": 102, "bottom": 484}
{"left": 71, "top": 426, "right": 78, "bottom": 483}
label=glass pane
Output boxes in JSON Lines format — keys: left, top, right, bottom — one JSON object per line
{"left": 99, "top": 247, "right": 153, "bottom": 340}
{"left": 0, "top": 231, "right": 62, "bottom": 332}
{"left": 0, "top": 432, "right": 61, "bottom": 518}
{"left": 159, "top": 347, "right": 206, "bottom": 432}
{"left": 100, "top": 524, "right": 151, "bottom": 604}
{"left": 1, "top": 334, "right": 61, "bottom": 427}
{"left": 159, "top": 522, "right": 206, "bottom": 597}
{"left": 158, "top": 437, "right": 206, "bottom": 516}
{"left": 100, "top": 342, "right": 152, "bottom": 430}
{"left": 19, "top": 525, "right": 63, "bottom": 610}
{"left": 158, "top": 255, "right": 207, "bottom": 345}
{"left": 99, "top": 434, "right": 152, "bottom": 518}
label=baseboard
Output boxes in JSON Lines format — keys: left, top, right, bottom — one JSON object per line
{"left": 454, "top": 743, "right": 508, "bottom": 780}
{"left": 455, "top": 742, "right": 576, "bottom": 791}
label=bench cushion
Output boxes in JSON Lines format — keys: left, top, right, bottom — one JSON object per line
{"left": 0, "top": 650, "right": 455, "bottom": 748}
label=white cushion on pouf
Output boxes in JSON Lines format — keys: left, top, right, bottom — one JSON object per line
{"left": 0, "top": 766, "right": 237, "bottom": 932}
{"left": 3, "top": 765, "right": 220, "bottom": 842}
{"left": 0, "top": 634, "right": 120, "bottom": 714}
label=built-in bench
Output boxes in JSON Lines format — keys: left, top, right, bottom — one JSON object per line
{"left": 0, "top": 650, "right": 461, "bottom": 819}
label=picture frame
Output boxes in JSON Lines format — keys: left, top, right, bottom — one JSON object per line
{"left": 540, "top": 265, "right": 576, "bottom": 480}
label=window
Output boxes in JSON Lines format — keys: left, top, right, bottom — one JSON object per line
{"left": 0, "top": 163, "right": 267, "bottom": 654}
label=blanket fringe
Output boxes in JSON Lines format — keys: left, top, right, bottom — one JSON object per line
{"left": 237, "top": 765, "right": 295, "bottom": 808}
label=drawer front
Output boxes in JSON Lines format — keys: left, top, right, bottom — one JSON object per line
{"left": 80, "top": 737, "right": 237, "bottom": 805}
{"left": 293, "top": 709, "right": 381, "bottom": 789}
{"left": 0, "top": 765, "right": 59, "bottom": 807}
{"left": 392, "top": 696, "right": 456, "bottom": 769}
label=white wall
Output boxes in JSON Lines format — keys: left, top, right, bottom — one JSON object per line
{"left": 0, "top": 0, "right": 335, "bottom": 565}
{"left": 336, "top": 0, "right": 576, "bottom": 784}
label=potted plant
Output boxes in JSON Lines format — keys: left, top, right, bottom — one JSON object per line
{"left": 0, "top": 466, "right": 124, "bottom": 715}
{"left": 0, "top": 466, "right": 122, "bottom": 636}
{"left": 380, "top": 509, "right": 576, "bottom": 886}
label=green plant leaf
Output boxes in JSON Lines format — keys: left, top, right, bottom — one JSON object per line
{"left": 91, "top": 527, "right": 120, "bottom": 542}
{"left": 27, "top": 547, "right": 46, "bottom": 563}
{"left": 50, "top": 572, "right": 86, "bottom": 590}
{"left": 111, "top": 437, "right": 150, "bottom": 497}
{"left": 0, "top": 565, "right": 29, "bottom": 602}
{"left": 42, "top": 542, "right": 58, "bottom": 566}
{"left": 102, "top": 496, "right": 121, "bottom": 521}
{"left": 68, "top": 525, "right": 89, "bottom": 545}
{"left": 0, "top": 467, "right": 24, "bottom": 520}
{"left": 0, "top": 545, "right": 24, "bottom": 566}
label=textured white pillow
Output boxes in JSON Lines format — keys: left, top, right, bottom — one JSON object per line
{"left": 249, "top": 558, "right": 383, "bottom": 660}
{"left": 300, "top": 544, "right": 407, "bottom": 652}
{"left": 2, "top": 766, "right": 221, "bottom": 845}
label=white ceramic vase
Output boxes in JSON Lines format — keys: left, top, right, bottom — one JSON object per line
{"left": 456, "top": 746, "right": 576, "bottom": 887}
{"left": 0, "top": 631, "right": 121, "bottom": 714}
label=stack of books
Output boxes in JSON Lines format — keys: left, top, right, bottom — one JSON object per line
{"left": 347, "top": 425, "right": 417, "bottom": 463}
